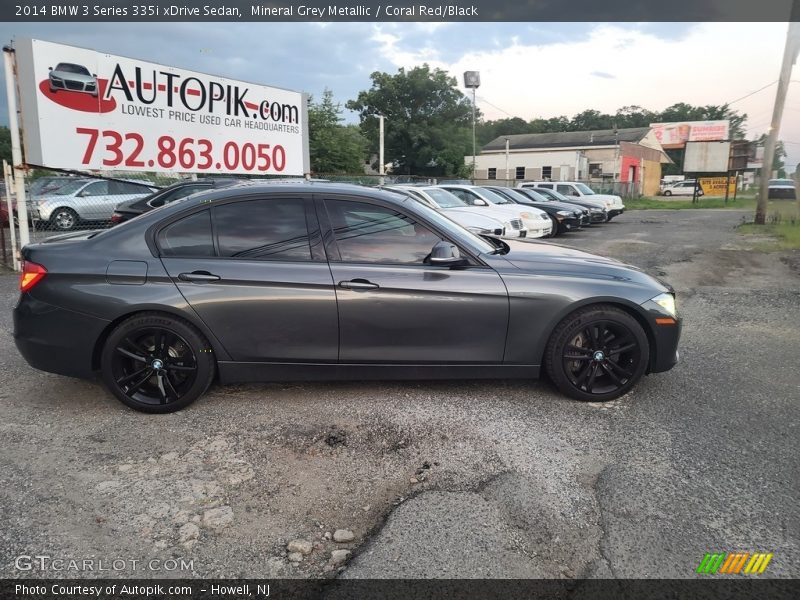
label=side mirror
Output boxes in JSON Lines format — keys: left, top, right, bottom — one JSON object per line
{"left": 473, "top": 198, "right": 487, "bottom": 206}
{"left": 48, "top": 67, "right": 53, "bottom": 71}
{"left": 429, "top": 241, "right": 465, "bottom": 266}
{"left": 92, "top": 73, "right": 97, "bottom": 77}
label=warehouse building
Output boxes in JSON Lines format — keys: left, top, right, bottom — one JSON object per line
{"left": 470, "top": 127, "right": 672, "bottom": 196}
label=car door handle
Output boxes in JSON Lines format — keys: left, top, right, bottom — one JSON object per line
{"left": 178, "top": 271, "right": 220, "bottom": 282}
{"left": 338, "top": 279, "right": 379, "bottom": 290}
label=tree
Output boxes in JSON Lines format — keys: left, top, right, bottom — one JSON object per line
{"left": 0, "top": 126, "right": 11, "bottom": 166}
{"left": 346, "top": 65, "right": 476, "bottom": 176}
{"left": 307, "top": 89, "right": 367, "bottom": 174}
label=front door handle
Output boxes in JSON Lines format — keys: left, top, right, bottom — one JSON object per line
{"left": 178, "top": 271, "right": 220, "bottom": 282}
{"left": 338, "top": 278, "right": 379, "bottom": 290}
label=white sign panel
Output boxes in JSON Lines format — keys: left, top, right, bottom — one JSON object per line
{"left": 650, "top": 120, "right": 729, "bottom": 149}
{"left": 683, "top": 141, "right": 731, "bottom": 173}
{"left": 15, "top": 38, "right": 309, "bottom": 175}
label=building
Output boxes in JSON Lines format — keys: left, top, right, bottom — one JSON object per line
{"left": 470, "top": 127, "right": 672, "bottom": 196}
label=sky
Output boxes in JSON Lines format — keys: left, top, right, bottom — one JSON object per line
{"left": 0, "top": 21, "right": 797, "bottom": 173}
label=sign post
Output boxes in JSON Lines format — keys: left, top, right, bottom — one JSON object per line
{"left": 3, "top": 46, "right": 30, "bottom": 251}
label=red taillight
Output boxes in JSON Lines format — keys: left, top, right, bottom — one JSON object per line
{"left": 20, "top": 261, "right": 47, "bottom": 292}
{"left": 110, "top": 213, "right": 122, "bottom": 224}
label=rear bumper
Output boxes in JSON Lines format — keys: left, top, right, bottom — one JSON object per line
{"left": 13, "top": 294, "right": 108, "bottom": 379}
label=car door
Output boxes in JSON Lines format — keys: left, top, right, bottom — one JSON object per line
{"left": 158, "top": 195, "right": 338, "bottom": 362}
{"left": 75, "top": 180, "right": 110, "bottom": 220}
{"left": 319, "top": 195, "right": 509, "bottom": 363}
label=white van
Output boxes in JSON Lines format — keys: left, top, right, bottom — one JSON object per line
{"left": 518, "top": 181, "right": 625, "bottom": 220}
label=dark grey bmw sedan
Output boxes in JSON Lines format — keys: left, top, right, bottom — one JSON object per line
{"left": 14, "top": 182, "right": 680, "bottom": 413}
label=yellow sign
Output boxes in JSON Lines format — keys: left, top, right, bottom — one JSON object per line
{"left": 699, "top": 177, "right": 736, "bottom": 196}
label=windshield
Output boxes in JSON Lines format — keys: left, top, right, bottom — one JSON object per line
{"left": 47, "top": 180, "right": 90, "bottom": 196}
{"left": 477, "top": 188, "right": 514, "bottom": 204}
{"left": 769, "top": 179, "right": 793, "bottom": 185}
{"left": 399, "top": 195, "right": 495, "bottom": 255}
{"left": 56, "top": 63, "right": 91, "bottom": 75}
{"left": 422, "top": 187, "right": 467, "bottom": 208}
{"left": 575, "top": 183, "right": 595, "bottom": 195}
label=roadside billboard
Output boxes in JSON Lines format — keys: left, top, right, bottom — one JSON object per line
{"left": 683, "top": 141, "right": 731, "bottom": 173}
{"left": 650, "top": 120, "right": 729, "bottom": 149}
{"left": 14, "top": 38, "right": 309, "bottom": 175}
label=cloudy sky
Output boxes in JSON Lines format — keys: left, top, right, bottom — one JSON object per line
{"left": 0, "top": 21, "right": 797, "bottom": 172}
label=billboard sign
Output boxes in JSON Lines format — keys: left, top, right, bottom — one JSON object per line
{"left": 699, "top": 177, "right": 736, "bottom": 196}
{"left": 650, "top": 120, "right": 730, "bottom": 149}
{"left": 683, "top": 141, "right": 731, "bottom": 173}
{"left": 15, "top": 38, "right": 309, "bottom": 175}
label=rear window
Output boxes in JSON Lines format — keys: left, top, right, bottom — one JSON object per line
{"left": 158, "top": 210, "right": 214, "bottom": 257}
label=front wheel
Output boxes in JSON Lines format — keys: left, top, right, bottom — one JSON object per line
{"left": 663, "top": 190, "right": 672, "bottom": 196}
{"left": 49, "top": 207, "right": 79, "bottom": 231}
{"left": 544, "top": 305, "right": 649, "bottom": 402}
{"left": 549, "top": 216, "right": 560, "bottom": 237}
{"left": 100, "top": 313, "right": 216, "bottom": 413}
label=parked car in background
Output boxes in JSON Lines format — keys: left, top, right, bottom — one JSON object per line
{"left": 438, "top": 184, "right": 552, "bottom": 238}
{"left": 519, "top": 182, "right": 625, "bottom": 220}
{"left": 111, "top": 179, "right": 242, "bottom": 225}
{"left": 767, "top": 178, "right": 797, "bottom": 200}
{"left": 48, "top": 63, "right": 98, "bottom": 96}
{"left": 483, "top": 186, "right": 584, "bottom": 236}
{"left": 661, "top": 180, "right": 702, "bottom": 197}
{"left": 29, "top": 178, "right": 158, "bottom": 231}
{"left": 14, "top": 182, "right": 681, "bottom": 413}
{"left": 516, "top": 186, "right": 608, "bottom": 224}
{"left": 386, "top": 184, "right": 527, "bottom": 240}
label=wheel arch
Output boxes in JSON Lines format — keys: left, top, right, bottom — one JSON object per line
{"left": 91, "top": 306, "right": 230, "bottom": 372}
{"left": 538, "top": 297, "right": 657, "bottom": 373}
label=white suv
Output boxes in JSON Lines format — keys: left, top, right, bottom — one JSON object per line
{"left": 518, "top": 182, "right": 625, "bottom": 220}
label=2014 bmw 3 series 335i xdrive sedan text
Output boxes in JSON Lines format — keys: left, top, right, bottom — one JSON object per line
{"left": 13, "top": 182, "right": 681, "bottom": 413}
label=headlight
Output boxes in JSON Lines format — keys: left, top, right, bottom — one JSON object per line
{"left": 541, "top": 213, "right": 549, "bottom": 220}
{"left": 651, "top": 292, "right": 676, "bottom": 317}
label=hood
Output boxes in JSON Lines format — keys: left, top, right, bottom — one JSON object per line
{"left": 491, "top": 240, "right": 668, "bottom": 290}
{"left": 441, "top": 207, "right": 503, "bottom": 226}
{"left": 52, "top": 71, "right": 95, "bottom": 83}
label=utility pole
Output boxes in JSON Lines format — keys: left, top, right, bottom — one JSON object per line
{"left": 756, "top": 11, "right": 800, "bottom": 224}
{"left": 378, "top": 114, "right": 385, "bottom": 184}
{"left": 504, "top": 138, "right": 510, "bottom": 183}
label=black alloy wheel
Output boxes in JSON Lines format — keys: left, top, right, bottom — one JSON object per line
{"left": 545, "top": 305, "right": 649, "bottom": 402}
{"left": 101, "top": 313, "right": 215, "bottom": 413}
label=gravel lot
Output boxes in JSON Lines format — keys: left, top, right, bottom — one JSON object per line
{"left": 0, "top": 209, "right": 798, "bottom": 579}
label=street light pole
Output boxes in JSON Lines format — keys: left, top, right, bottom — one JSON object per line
{"left": 504, "top": 137, "right": 510, "bottom": 183}
{"left": 378, "top": 113, "right": 385, "bottom": 184}
{"left": 463, "top": 71, "right": 481, "bottom": 183}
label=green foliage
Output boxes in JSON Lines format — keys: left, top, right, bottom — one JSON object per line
{"left": 0, "top": 126, "right": 11, "bottom": 166}
{"left": 346, "top": 64, "right": 476, "bottom": 177}
{"left": 476, "top": 103, "right": 749, "bottom": 147}
{"left": 308, "top": 89, "right": 367, "bottom": 174}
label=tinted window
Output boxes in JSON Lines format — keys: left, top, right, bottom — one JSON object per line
{"left": 214, "top": 198, "right": 311, "bottom": 261}
{"left": 158, "top": 210, "right": 214, "bottom": 257}
{"left": 537, "top": 183, "right": 553, "bottom": 189}
{"left": 325, "top": 199, "right": 442, "bottom": 265}
{"left": 151, "top": 185, "right": 209, "bottom": 208}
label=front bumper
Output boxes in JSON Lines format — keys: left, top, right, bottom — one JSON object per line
{"left": 14, "top": 294, "right": 108, "bottom": 379}
{"left": 559, "top": 217, "right": 582, "bottom": 232}
{"left": 524, "top": 219, "right": 553, "bottom": 238}
{"left": 608, "top": 207, "right": 625, "bottom": 218}
{"left": 641, "top": 300, "right": 682, "bottom": 373}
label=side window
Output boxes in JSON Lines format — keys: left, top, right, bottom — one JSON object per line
{"left": 81, "top": 181, "right": 109, "bottom": 196}
{"left": 447, "top": 189, "right": 474, "bottom": 205}
{"left": 158, "top": 210, "right": 214, "bottom": 257}
{"left": 557, "top": 184, "right": 577, "bottom": 196}
{"left": 325, "top": 199, "right": 442, "bottom": 265}
{"left": 109, "top": 181, "right": 149, "bottom": 195}
{"left": 214, "top": 198, "right": 311, "bottom": 261}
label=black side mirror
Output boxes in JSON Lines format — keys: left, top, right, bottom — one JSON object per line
{"left": 429, "top": 241, "right": 465, "bottom": 266}
{"left": 48, "top": 67, "right": 53, "bottom": 71}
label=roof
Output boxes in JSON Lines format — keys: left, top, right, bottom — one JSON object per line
{"left": 482, "top": 127, "right": 652, "bottom": 152}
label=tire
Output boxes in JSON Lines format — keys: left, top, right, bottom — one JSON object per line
{"left": 544, "top": 304, "right": 649, "bottom": 402}
{"left": 49, "top": 207, "right": 79, "bottom": 231}
{"left": 100, "top": 312, "right": 216, "bottom": 413}
{"left": 663, "top": 190, "right": 672, "bottom": 196}
{"left": 549, "top": 216, "right": 560, "bottom": 237}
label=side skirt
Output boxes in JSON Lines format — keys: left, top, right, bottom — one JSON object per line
{"left": 217, "top": 362, "right": 540, "bottom": 384}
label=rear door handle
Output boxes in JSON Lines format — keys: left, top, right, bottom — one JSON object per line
{"left": 178, "top": 271, "right": 220, "bottom": 282}
{"left": 338, "top": 279, "right": 379, "bottom": 290}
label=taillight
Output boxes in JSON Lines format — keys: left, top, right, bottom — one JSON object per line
{"left": 20, "top": 261, "right": 47, "bottom": 292}
{"left": 110, "top": 213, "right": 122, "bottom": 224}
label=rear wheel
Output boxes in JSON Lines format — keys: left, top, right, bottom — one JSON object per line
{"left": 545, "top": 305, "right": 649, "bottom": 402}
{"left": 663, "top": 190, "right": 672, "bottom": 196}
{"left": 101, "top": 313, "right": 215, "bottom": 413}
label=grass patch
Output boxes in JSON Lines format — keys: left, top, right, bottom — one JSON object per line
{"left": 737, "top": 203, "right": 800, "bottom": 250}
{"left": 627, "top": 197, "right": 756, "bottom": 210}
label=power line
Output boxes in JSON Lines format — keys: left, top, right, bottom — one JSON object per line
{"left": 727, "top": 80, "right": 778, "bottom": 105}
{"left": 476, "top": 96, "right": 517, "bottom": 119}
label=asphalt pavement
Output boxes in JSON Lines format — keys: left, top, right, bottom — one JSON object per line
{"left": 0, "top": 209, "right": 797, "bottom": 580}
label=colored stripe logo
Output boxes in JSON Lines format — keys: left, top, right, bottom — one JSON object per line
{"left": 696, "top": 552, "right": 773, "bottom": 574}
